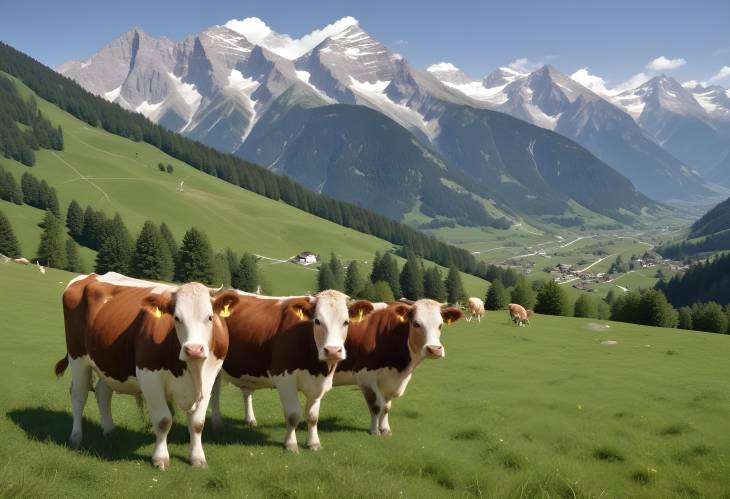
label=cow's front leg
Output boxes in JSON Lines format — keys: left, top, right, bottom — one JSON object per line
{"left": 360, "top": 384, "right": 384, "bottom": 435}
{"left": 379, "top": 400, "right": 392, "bottom": 436}
{"left": 187, "top": 393, "right": 210, "bottom": 468}
{"left": 95, "top": 378, "right": 115, "bottom": 436}
{"left": 139, "top": 374, "right": 172, "bottom": 470}
{"left": 273, "top": 374, "right": 301, "bottom": 453}
{"left": 210, "top": 374, "right": 223, "bottom": 431}
{"left": 304, "top": 396, "right": 322, "bottom": 451}
{"left": 241, "top": 388, "right": 257, "bottom": 427}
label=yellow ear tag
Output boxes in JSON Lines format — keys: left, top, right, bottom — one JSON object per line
{"left": 219, "top": 303, "right": 231, "bottom": 318}
{"left": 356, "top": 309, "right": 364, "bottom": 323}
{"left": 446, "top": 318, "right": 452, "bottom": 325}
{"left": 153, "top": 307, "right": 162, "bottom": 319}
{"left": 295, "top": 308, "right": 305, "bottom": 321}
{"left": 397, "top": 314, "right": 406, "bottom": 323}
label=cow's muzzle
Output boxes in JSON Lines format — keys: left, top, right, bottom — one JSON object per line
{"left": 425, "top": 345, "right": 444, "bottom": 359}
{"left": 322, "top": 345, "right": 345, "bottom": 361}
{"left": 184, "top": 343, "right": 206, "bottom": 360}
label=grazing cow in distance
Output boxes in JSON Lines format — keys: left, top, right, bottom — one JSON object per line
{"left": 221, "top": 299, "right": 464, "bottom": 437}
{"left": 210, "top": 291, "right": 375, "bottom": 452}
{"left": 508, "top": 303, "right": 533, "bottom": 326}
{"left": 56, "top": 272, "right": 238, "bottom": 469}
{"left": 465, "top": 297, "right": 485, "bottom": 323}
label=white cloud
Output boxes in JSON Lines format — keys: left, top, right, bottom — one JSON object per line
{"left": 427, "top": 62, "right": 459, "bottom": 73}
{"left": 394, "top": 39, "right": 408, "bottom": 46}
{"left": 570, "top": 68, "right": 611, "bottom": 96}
{"left": 612, "top": 72, "right": 651, "bottom": 93}
{"left": 682, "top": 80, "right": 700, "bottom": 89}
{"left": 507, "top": 58, "right": 541, "bottom": 74}
{"left": 707, "top": 65, "right": 730, "bottom": 84}
{"left": 224, "top": 16, "right": 359, "bottom": 59}
{"left": 646, "top": 56, "right": 686, "bottom": 71}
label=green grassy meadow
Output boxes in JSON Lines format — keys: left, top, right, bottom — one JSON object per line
{"left": 2, "top": 263, "right": 729, "bottom": 497}
{"left": 0, "top": 73, "right": 486, "bottom": 297}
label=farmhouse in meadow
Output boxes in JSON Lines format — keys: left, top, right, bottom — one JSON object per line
{"left": 294, "top": 251, "right": 318, "bottom": 265}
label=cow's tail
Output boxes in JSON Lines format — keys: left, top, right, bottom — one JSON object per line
{"left": 54, "top": 355, "right": 69, "bottom": 378}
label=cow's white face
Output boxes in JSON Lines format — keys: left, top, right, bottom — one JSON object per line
{"left": 305, "top": 291, "right": 374, "bottom": 362}
{"left": 399, "top": 300, "right": 464, "bottom": 360}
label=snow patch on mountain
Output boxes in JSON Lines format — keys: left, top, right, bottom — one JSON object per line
{"left": 103, "top": 86, "right": 122, "bottom": 102}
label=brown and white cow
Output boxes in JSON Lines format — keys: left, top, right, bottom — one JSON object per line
{"left": 210, "top": 290, "right": 374, "bottom": 452}
{"left": 219, "top": 299, "right": 463, "bottom": 437}
{"left": 465, "top": 297, "right": 485, "bottom": 323}
{"left": 508, "top": 303, "right": 533, "bottom": 326}
{"left": 55, "top": 272, "right": 239, "bottom": 469}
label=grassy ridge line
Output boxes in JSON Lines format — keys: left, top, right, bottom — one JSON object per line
{"left": 0, "top": 42, "right": 479, "bottom": 276}
{"left": 0, "top": 74, "right": 487, "bottom": 297}
{"left": 2, "top": 262, "right": 729, "bottom": 497}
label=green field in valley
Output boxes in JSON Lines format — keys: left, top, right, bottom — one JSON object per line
{"left": 0, "top": 73, "right": 486, "bottom": 297}
{"left": 2, "top": 263, "right": 729, "bottom": 497}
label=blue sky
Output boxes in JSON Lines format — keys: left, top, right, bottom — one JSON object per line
{"left": 2, "top": 0, "right": 729, "bottom": 87}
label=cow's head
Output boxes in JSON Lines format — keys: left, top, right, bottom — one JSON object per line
{"left": 142, "top": 284, "right": 239, "bottom": 402}
{"left": 287, "top": 290, "right": 374, "bottom": 363}
{"left": 391, "top": 299, "right": 464, "bottom": 360}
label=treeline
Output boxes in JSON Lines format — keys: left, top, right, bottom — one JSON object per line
{"left": 317, "top": 250, "right": 467, "bottom": 304}
{"left": 0, "top": 164, "right": 61, "bottom": 214}
{"left": 0, "top": 77, "right": 63, "bottom": 166}
{"left": 657, "top": 254, "right": 730, "bottom": 308}
{"left": 0, "top": 42, "right": 479, "bottom": 276}
{"left": 689, "top": 196, "right": 730, "bottom": 238}
{"left": 657, "top": 231, "right": 730, "bottom": 259}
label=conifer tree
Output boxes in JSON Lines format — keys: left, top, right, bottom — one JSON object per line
{"left": 573, "top": 294, "right": 598, "bottom": 318}
{"left": 130, "top": 221, "right": 173, "bottom": 280}
{"left": 328, "top": 252, "right": 345, "bottom": 291}
{"left": 0, "top": 210, "right": 21, "bottom": 258}
{"left": 445, "top": 265, "right": 466, "bottom": 304}
{"left": 65, "top": 200, "right": 84, "bottom": 239}
{"left": 174, "top": 227, "right": 215, "bottom": 284}
{"left": 535, "top": 280, "right": 571, "bottom": 316}
{"left": 318, "top": 264, "right": 337, "bottom": 292}
{"left": 233, "top": 252, "right": 259, "bottom": 292}
{"left": 510, "top": 275, "right": 536, "bottom": 309}
{"left": 374, "top": 281, "right": 395, "bottom": 302}
{"left": 65, "top": 238, "right": 85, "bottom": 273}
{"left": 36, "top": 210, "right": 66, "bottom": 268}
{"left": 399, "top": 252, "right": 424, "bottom": 300}
{"left": 485, "top": 278, "right": 509, "bottom": 310}
{"left": 159, "top": 222, "right": 178, "bottom": 259}
{"left": 345, "top": 260, "right": 367, "bottom": 297}
{"left": 423, "top": 266, "right": 447, "bottom": 302}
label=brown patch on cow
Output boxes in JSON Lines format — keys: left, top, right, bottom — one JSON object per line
{"left": 222, "top": 296, "right": 329, "bottom": 379}
{"left": 157, "top": 417, "right": 172, "bottom": 433}
{"left": 508, "top": 303, "right": 529, "bottom": 322}
{"left": 441, "top": 307, "right": 464, "bottom": 325}
{"left": 307, "top": 415, "right": 318, "bottom": 426}
{"left": 193, "top": 421, "right": 204, "bottom": 434}
{"left": 339, "top": 305, "right": 412, "bottom": 374}
{"left": 287, "top": 413, "right": 299, "bottom": 428}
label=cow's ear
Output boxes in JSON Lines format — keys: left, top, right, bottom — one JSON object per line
{"left": 392, "top": 303, "right": 411, "bottom": 323}
{"left": 288, "top": 298, "right": 315, "bottom": 321}
{"left": 212, "top": 291, "right": 239, "bottom": 318}
{"left": 142, "top": 293, "right": 173, "bottom": 318}
{"left": 348, "top": 300, "right": 374, "bottom": 322}
{"left": 441, "top": 307, "right": 464, "bottom": 325}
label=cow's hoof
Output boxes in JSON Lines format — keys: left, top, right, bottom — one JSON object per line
{"left": 369, "top": 429, "right": 380, "bottom": 436}
{"left": 152, "top": 456, "right": 170, "bottom": 470}
{"left": 69, "top": 433, "right": 82, "bottom": 447}
{"left": 190, "top": 457, "right": 208, "bottom": 468}
{"left": 308, "top": 442, "right": 321, "bottom": 451}
{"left": 379, "top": 428, "right": 392, "bottom": 437}
{"left": 245, "top": 419, "right": 258, "bottom": 427}
{"left": 284, "top": 442, "right": 299, "bottom": 454}
{"left": 102, "top": 427, "right": 115, "bottom": 437}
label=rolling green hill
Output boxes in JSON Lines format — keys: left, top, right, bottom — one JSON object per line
{"left": 1, "top": 263, "right": 729, "bottom": 497}
{"left": 657, "top": 197, "right": 730, "bottom": 259}
{"left": 0, "top": 73, "right": 486, "bottom": 296}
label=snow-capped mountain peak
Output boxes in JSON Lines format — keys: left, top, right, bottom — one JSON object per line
{"left": 223, "top": 16, "right": 358, "bottom": 60}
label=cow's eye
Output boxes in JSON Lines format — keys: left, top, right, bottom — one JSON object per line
{"left": 208, "top": 315, "right": 213, "bottom": 322}
{"left": 413, "top": 322, "right": 421, "bottom": 328}
{"left": 343, "top": 320, "right": 350, "bottom": 326}
{"left": 438, "top": 323, "right": 443, "bottom": 330}
{"left": 314, "top": 318, "right": 321, "bottom": 325}
{"left": 174, "top": 316, "right": 181, "bottom": 323}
